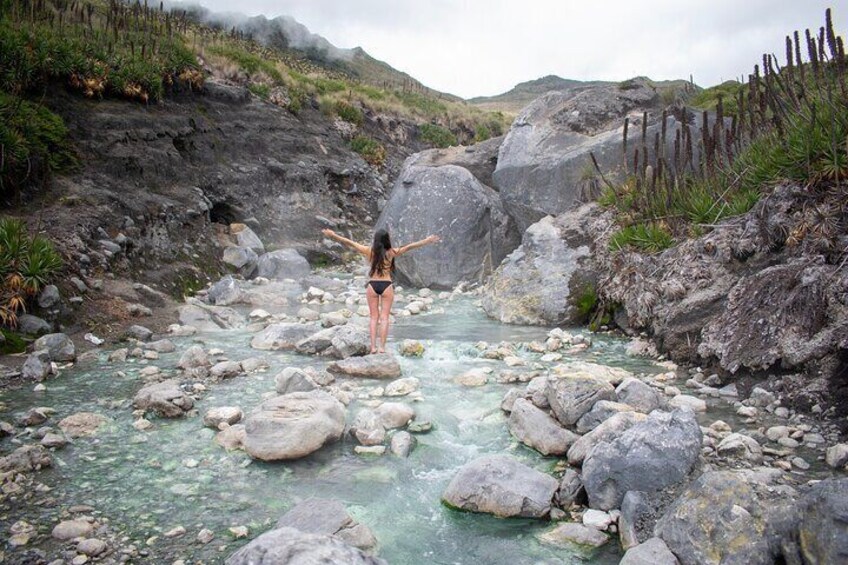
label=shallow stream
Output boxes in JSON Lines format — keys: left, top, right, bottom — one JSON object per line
{"left": 0, "top": 291, "right": 828, "bottom": 564}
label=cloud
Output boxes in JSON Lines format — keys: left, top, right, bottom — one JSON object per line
{"left": 189, "top": 0, "right": 840, "bottom": 98}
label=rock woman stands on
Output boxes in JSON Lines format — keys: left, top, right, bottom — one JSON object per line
{"left": 322, "top": 228, "right": 440, "bottom": 353}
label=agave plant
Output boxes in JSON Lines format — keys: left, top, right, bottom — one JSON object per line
{"left": 0, "top": 217, "right": 63, "bottom": 328}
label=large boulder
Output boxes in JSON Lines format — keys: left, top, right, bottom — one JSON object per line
{"left": 482, "top": 205, "right": 612, "bottom": 325}
{"left": 32, "top": 333, "right": 75, "bottom": 362}
{"left": 296, "top": 325, "right": 369, "bottom": 359}
{"left": 493, "top": 79, "right": 661, "bottom": 231}
{"left": 616, "top": 377, "right": 662, "bottom": 413}
{"left": 57, "top": 412, "right": 109, "bottom": 438}
{"left": 251, "top": 323, "right": 320, "bottom": 351}
{"left": 327, "top": 354, "right": 401, "bottom": 379}
{"left": 242, "top": 391, "right": 345, "bottom": 461}
{"left": 507, "top": 398, "right": 579, "bottom": 455}
{"left": 231, "top": 223, "right": 265, "bottom": 253}
{"left": 225, "top": 527, "right": 385, "bottom": 565}
{"left": 222, "top": 246, "right": 259, "bottom": 276}
{"left": 133, "top": 380, "right": 194, "bottom": 418}
{"left": 256, "top": 249, "right": 311, "bottom": 281}
{"left": 441, "top": 454, "right": 558, "bottom": 518}
{"left": 0, "top": 445, "right": 52, "bottom": 473}
{"left": 207, "top": 275, "right": 245, "bottom": 306}
{"left": 796, "top": 478, "right": 848, "bottom": 564}
{"left": 582, "top": 410, "right": 702, "bottom": 510}
{"left": 655, "top": 471, "right": 793, "bottom": 565}
{"left": 375, "top": 162, "right": 520, "bottom": 289}
{"left": 546, "top": 374, "right": 616, "bottom": 427}
{"left": 404, "top": 135, "right": 503, "bottom": 188}
{"left": 620, "top": 538, "right": 679, "bottom": 565}
{"left": 567, "top": 411, "right": 648, "bottom": 465}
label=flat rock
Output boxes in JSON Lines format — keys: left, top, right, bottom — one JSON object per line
{"left": 52, "top": 519, "right": 94, "bottom": 541}
{"left": 243, "top": 391, "right": 345, "bottom": 461}
{"left": 251, "top": 323, "right": 320, "bottom": 351}
{"left": 537, "top": 522, "right": 608, "bottom": 548}
{"left": 58, "top": 413, "right": 109, "bottom": 438}
{"left": 275, "top": 367, "right": 318, "bottom": 395}
{"left": 133, "top": 380, "right": 193, "bottom": 418}
{"left": 441, "top": 454, "right": 558, "bottom": 518}
{"left": 224, "top": 527, "right": 385, "bottom": 565}
{"left": 327, "top": 354, "right": 401, "bottom": 379}
{"left": 567, "top": 411, "right": 648, "bottom": 465}
{"left": 203, "top": 407, "right": 244, "bottom": 428}
{"left": 546, "top": 373, "right": 615, "bottom": 427}
{"left": 620, "top": 538, "right": 679, "bottom": 565}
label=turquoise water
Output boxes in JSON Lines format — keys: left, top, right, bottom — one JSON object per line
{"left": 1, "top": 294, "right": 672, "bottom": 564}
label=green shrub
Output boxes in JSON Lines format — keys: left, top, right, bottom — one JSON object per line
{"left": 335, "top": 101, "right": 364, "bottom": 125}
{"left": 207, "top": 44, "right": 283, "bottom": 83}
{"left": 350, "top": 135, "right": 386, "bottom": 167}
{"left": 0, "top": 92, "right": 77, "bottom": 196}
{"left": 419, "top": 123, "right": 457, "bottom": 148}
{"left": 0, "top": 217, "right": 63, "bottom": 328}
{"left": 609, "top": 223, "right": 675, "bottom": 253}
{"left": 573, "top": 285, "right": 598, "bottom": 322}
{"left": 248, "top": 83, "right": 271, "bottom": 99}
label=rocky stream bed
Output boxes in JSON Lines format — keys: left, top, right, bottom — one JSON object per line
{"left": 1, "top": 271, "right": 847, "bottom": 565}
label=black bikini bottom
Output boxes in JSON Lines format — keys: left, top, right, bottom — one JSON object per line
{"left": 368, "top": 280, "right": 393, "bottom": 295}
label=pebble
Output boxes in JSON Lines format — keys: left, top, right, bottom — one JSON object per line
{"left": 778, "top": 437, "right": 800, "bottom": 449}
{"left": 229, "top": 526, "right": 249, "bottom": 538}
{"left": 77, "top": 538, "right": 108, "bottom": 556}
{"left": 164, "top": 526, "right": 186, "bottom": 538}
{"left": 34, "top": 384, "right": 47, "bottom": 392}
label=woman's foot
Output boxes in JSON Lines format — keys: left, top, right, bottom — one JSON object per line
{"left": 377, "top": 347, "right": 385, "bottom": 354}
{"left": 370, "top": 348, "right": 378, "bottom": 355}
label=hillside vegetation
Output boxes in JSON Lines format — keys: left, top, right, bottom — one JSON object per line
{"left": 0, "top": 0, "right": 509, "bottom": 199}
{"left": 599, "top": 9, "right": 847, "bottom": 257}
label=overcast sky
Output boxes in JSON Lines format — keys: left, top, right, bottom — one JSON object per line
{"left": 191, "top": 0, "right": 841, "bottom": 99}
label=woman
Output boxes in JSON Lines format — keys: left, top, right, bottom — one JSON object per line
{"left": 322, "top": 228, "right": 440, "bottom": 354}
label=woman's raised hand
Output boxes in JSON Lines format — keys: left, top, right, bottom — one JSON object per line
{"left": 321, "top": 228, "right": 336, "bottom": 238}
{"left": 426, "top": 234, "right": 441, "bottom": 244}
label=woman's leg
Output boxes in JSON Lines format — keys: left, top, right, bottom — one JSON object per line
{"left": 377, "top": 285, "right": 394, "bottom": 353}
{"left": 366, "top": 285, "right": 380, "bottom": 354}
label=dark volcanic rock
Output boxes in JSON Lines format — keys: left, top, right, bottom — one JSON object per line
{"left": 796, "top": 478, "right": 848, "bottom": 564}
{"left": 376, "top": 161, "right": 520, "bottom": 288}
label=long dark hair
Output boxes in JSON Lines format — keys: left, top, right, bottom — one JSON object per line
{"left": 370, "top": 229, "right": 394, "bottom": 277}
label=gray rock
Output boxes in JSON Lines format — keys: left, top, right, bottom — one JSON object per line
{"left": 33, "top": 333, "right": 75, "bottom": 362}
{"left": 178, "top": 303, "right": 245, "bottom": 331}
{"left": 797, "top": 478, "right": 848, "bottom": 565}
{"left": 146, "top": 339, "right": 176, "bottom": 353}
{"left": 374, "top": 402, "right": 415, "bottom": 429}
{"left": 125, "top": 325, "right": 153, "bottom": 342}
{"left": 0, "top": 445, "right": 52, "bottom": 474}
{"left": 77, "top": 538, "right": 108, "bottom": 557}
{"left": 442, "top": 454, "right": 558, "bottom": 518}
{"left": 296, "top": 326, "right": 338, "bottom": 355}
{"left": 583, "top": 410, "right": 702, "bottom": 510}
{"left": 52, "top": 519, "right": 94, "bottom": 541}
{"left": 494, "top": 80, "right": 661, "bottom": 231}
{"left": 57, "top": 412, "right": 108, "bottom": 438}
{"left": 557, "top": 469, "right": 586, "bottom": 508}
{"left": 233, "top": 224, "right": 265, "bottom": 253}
{"left": 256, "top": 249, "right": 311, "bottom": 281}
{"left": 655, "top": 471, "right": 783, "bottom": 565}
{"left": 327, "top": 354, "right": 401, "bottom": 379}
{"left": 243, "top": 391, "right": 345, "bottom": 461}
{"left": 826, "top": 444, "right": 848, "bottom": 468}
{"left": 275, "top": 499, "right": 376, "bottom": 551}
{"left": 225, "top": 527, "right": 385, "bottom": 565}
{"left": 251, "top": 323, "right": 320, "bottom": 351}
{"left": 567, "top": 411, "right": 647, "bottom": 465}
{"left": 22, "top": 350, "right": 52, "bottom": 381}
{"left": 275, "top": 367, "right": 318, "bottom": 395}
{"left": 620, "top": 491, "right": 653, "bottom": 550}
{"left": 406, "top": 135, "right": 503, "bottom": 188}
{"left": 133, "top": 380, "right": 193, "bottom": 418}
{"left": 177, "top": 345, "right": 209, "bottom": 370}
{"left": 616, "top": 377, "right": 662, "bottom": 413}
{"left": 384, "top": 377, "right": 420, "bottom": 397}
{"left": 38, "top": 285, "right": 60, "bottom": 309}
{"left": 203, "top": 407, "right": 244, "bottom": 428}
{"left": 375, "top": 162, "right": 520, "bottom": 289}
{"left": 390, "top": 431, "right": 416, "bottom": 457}
{"left": 17, "top": 314, "right": 51, "bottom": 336}
{"left": 716, "top": 433, "right": 764, "bottom": 464}
{"left": 210, "top": 360, "right": 243, "bottom": 379}
{"left": 41, "top": 432, "right": 67, "bottom": 448}
{"left": 575, "top": 400, "right": 635, "bottom": 433}
{"left": 546, "top": 374, "right": 616, "bottom": 427}
{"left": 501, "top": 388, "right": 524, "bottom": 412}
{"left": 207, "top": 275, "right": 245, "bottom": 306}
{"left": 507, "top": 398, "right": 579, "bottom": 455}
{"left": 537, "top": 523, "right": 608, "bottom": 549}
{"left": 620, "top": 538, "right": 679, "bottom": 565}
{"left": 328, "top": 324, "right": 370, "bottom": 358}
{"left": 350, "top": 409, "right": 386, "bottom": 446}
{"left": 483, "top": 206, "right": 610, "bottom": 325}
{"left": 223, "top": 246, "right": 259, "bottom": 276}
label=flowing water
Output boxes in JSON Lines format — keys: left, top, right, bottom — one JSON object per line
{"left": 1, "top": 289, "right": 824, "bottom": 564}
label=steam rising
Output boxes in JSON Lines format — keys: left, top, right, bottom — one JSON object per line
{"left": 162, "top": 1, "right": 354, "bottom": 61}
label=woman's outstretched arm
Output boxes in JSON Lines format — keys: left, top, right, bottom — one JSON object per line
{"left": 322, "top": 229, "right": 370, "bottom": 256}
{"left": 395, "top": 234, "right": 440, "bottom": 256}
